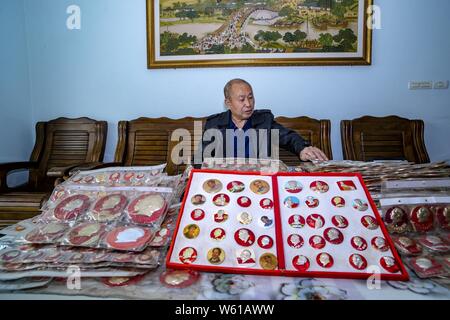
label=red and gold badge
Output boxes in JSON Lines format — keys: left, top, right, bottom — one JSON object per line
{"left": 178, "top": 247, "right": 198, "bottom": 264}
{"left": 323, "top": 227, "right": 344, "bottom": 244}
{"left": 237, "top": 196, "right": 252, "bottom": 208}
{"left": 54, "top": 195, "right": 90, "bottom": 221}
{"left": 287, "top": 234, "right": 304, "bottom": 249}
{"left": 384, "top": 207, "right": 408, "bottom": 233}
{"left": 331, "top": 215, "right": 349, "bottom": 229}
{"left": 210, "top": 228, "right": 226, "bottom": 241}
{"left": 337, "top": 180, "right": 357, "bottom": 191}
{"left": 292, "top": 255, "right": 310, "bottom": 271}
{"left": 212, "top": 194, "right": 230, "bottom": 207}
{"left": 316, "top": 252, "right": 334, "bottom": 268}
{"left": 371, "top": 236, "right": 390, "bottom": 252}
{"left": 127, "top": 193, "right": 167, "bottom": 224}
{"left": 305, "top": 196, "right": 319, "bottom": 208}
{"left": 410, "top": 206, "right": 434, "bottom": 232}
{"left": 260, "top": 198, "right": 274, "bottom": 210}
{"left": 190, "top": 209, "right": 205, "bottom": 221}
{"left": 105, "top": 226, "right": 153, "bottom": 251}
{"left": 310, "top": 181, "right": 329, "bottom": 193}
{"left": 331, "top": 196, "right": 345, "bottom": 208}
{"left": 309, "top": 235, "right": 326, "bottom": 249}
{"left": 91, "top": 194, "right": 127, "bottom": 222}
{"left": 227, "top": 181, "right": 245, "bottom": 193}
{"left": 350, "top": 236, "right": 368, "bottom": 251}
{"left": 67, "top": 222, "right": 105, "bottom": 247}
{"left": 361, "top": 215, "right": 379, "bottom": 230}
{"left": 160, "top": 269, "right": 200, "bottom": 288}
{"left": 380, "top": 256, "right": 400, "bottom": 273}
{"left": 288, "top": 214, "right": 305, "bottom": 229}
{"left": 306, "top": 214, "right": 325, "bottom": 229}
{"left": 392, "top": 236, "right": 422, "bottom": 255}
{"left": 257, "top": 235, "right": 274, "bottom": 249}
{"left": 349, "top": 254, "right": 368, "bottom": 270}
{"left": 234, "top": 228, "right": 255, "bottom": 247}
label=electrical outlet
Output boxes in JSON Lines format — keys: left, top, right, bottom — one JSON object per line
{"left": 434, "top": 81, "right": 449, "bottom": 89}
{"left": 408, "top": 81, "right": 433, "bottom": 90}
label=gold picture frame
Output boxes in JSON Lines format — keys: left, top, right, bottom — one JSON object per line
{"left": 147, "top": 0, "right": 373, "bottom": 69}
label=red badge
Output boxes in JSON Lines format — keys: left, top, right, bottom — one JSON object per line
{"left": 91, "top": 194, "right": 127, "bottom": 222}
{"left": 436, "top": 206, "right": 450, "bottom": 230}
{"left": 331, "top": 196, "right": 345, "bottom": 208}
{"left": 214, "top": 210, "right": 229, "bottom": 223}
{"left": 305, "top": 196, "right": 319, "bottom": 208}
{"left": 109, "top": 172, "right": 121, "bottom": 183}
{"left": 408, "top": 256, "right": 444, "bottom": 278}
{"left": 310, "top": 181, "right": 329, "bottom": 193}
{"left": 257, "top": 235, "right": 274, "bottom": 249}
{"left": 284, "top": 180, "right": 303, "bottom": 193}
{"left": 260, "top": 198, "right": 274, "bottom": 209}
{"left": 307, "top": 214, "right": 325, "bottom": 229}
{"left": 384, "top": 207, "right": 408, "bottom": 233}
{"left": 349, "top": 254, "right": 368, "bottom": 270}
{"left": 288, "top": 215, "right": 305, "bottom": 228}
{"left": 237, "top": 196, "right": 252, "bottom": 208}
{"left": 332, "top": 215, "right": 349, "bottom": 229}
{"left": 392, "top": 236, "right": 422, "bottom": 255}
{"left": 361, "top": 215, "right": 379, "bottom": 230}
{"left": 416, "top": 235, "right": 449, "bottom": 253}
{"left": 323, "top": 227, "right": 344, "bottom": 244}
{"left": 284, "top": 196, "right": 300, "bottom": 209}
{"left": 178, "top": 247, "right": 198, "bottom": 264}
{"left": 54, "top": 194, "right": 90, "bottom": 221}
{"left": 25, "top": 223, "right": 68, "bottom": 243}
{"left": 160, "top": 269, "right": 200, "bottom": 288}
{"left": 227, "top": 181, "right": 245, "bottom": 193}
{"left": 234, "top": 228, "right": 255, "bottom": 247}
{"left": 127, "top": 193, "right": 167, "bottom": 224}
{"left": 351, "top": 236, "right": 368, "bottom": 251}
{"left": 105, "top": 226, "right": 153, "bottom": 251}
{"left": 210, "top": 228, "right": 226, "bottom": 241}
{"left": 337, "top": 180, "right": 357, "bottom": 191}
{"left": 67, "top": 222, "right": 105, "bottom": 246}
{"left": 309, "top": 235, "right": 326, "bottom": 249}
{"left": 410, "top": 206, "right": 434, "bottom": 232}
{"left": 212, "top": 194, "right": 230, "bottom": 207}
{"left": 191, "top": 209, "right": 205, "bottom": 221}
{"left": 0, "top": 250, "right": 22, "bottom": 263}
{"left": 292, "top": 255, "right": 310, "bottom": 271}
{"left": 102, "top": 274, "right": 146, "bottom": 287}
{"left": 287, "top": 234, "right": 304, "bottom": 249}
{"left": 371, "top": 236, "right": 390, "bottom": 252}
{"left": 316, "top": 253, "right": 334, "bottom": 268}
{"left": 380, "top": 256, "right": 400, "bottom": 273}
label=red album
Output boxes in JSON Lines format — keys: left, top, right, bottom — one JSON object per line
{"left": 166, "top": 169, "right": 409, "bottom": 281}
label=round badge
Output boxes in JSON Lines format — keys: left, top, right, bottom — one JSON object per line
{"left": 91, "top": 194, "right": 127, "bottom": 222}
{"left": 191, "top": 194, "right": 206, "bottom": 206}
{"left": 257, "top": 235, "right": 274, "bottom": 249}
{"left": 236, "top": 248, "right": 256, "bottom": 266}
{"left": 237, "top": 212, "right": 252, "bottom": 225}
{"left": 259, "top": 253, "right": 278, "bottom": 270}
{"left": 191, "top": 209, "right": 205, "bottom": 221}
{"left": 207, "top": 247, "right": 225, "bottom": 265}
{"left": 287, "top": 234, "right": 304, "bottom": 249}
{"left": 351, "top": 236, "right": 368, "bottom": 251}
{"left": 305, "top": 196, "right": 319, "bottom": 208}
{"left": 306, "top": 214, "right": 325, "bottom": 229}
{"left": 237, "top": 196, "right": 252, "bottom": 208}
{"left": 0, "top": 250, "right": 21, "bottom": 263}
{"left": 234, "top": 228, "right": 255, "bottom": 247}
{"left": 316, "top": 253, "right": 334, "bottom": 268}
{"left": 410, "top": 206, "right": 434, "bottom": 232}
{"left": 288, "top": 214, "right": 305, "bottom": 228}
{"left": 227, "top": 181, "right": 245, "bottom": 193}
{"left": 160, "top": 269, "right": 200, "bottom": 288}
{"left": 352, "top": 199, "right": 369, "bottom": 211}
{"left": 102, "top": 274, "right": 146, "bottom": 287}
{"left": 183, "top": 224, "right": 200, "bottom": 239}
{"left": 214, "top": 210, "right": 229, "bottom": 223}
{"left": 67, "top": 222, "right": 105, "bottom": 246}
{"left": 380, "top": 256, "right": 400, "bottom": 273}
{"left": 123, "top": 172, "right": 135, "bottom": 184}
{"left": 337, "top": 180, "right": 357, "bottom": 191}
{"left": 323, "top": 227, "right": 344, "bottom": 244}
{"left": 371, "top": 236, "right": 389, "bottom": 252}
{"left": 259, "top": 215, "right": 274, "bottom": 228}
{"left": 284, "top": 180, "right": 303, "bottom": 193}
{"left": 250, "top": 180, "right": 270, "bottom": 195}
{"left": 127, "top": 193, "right": 167, "bottom": 224}
{"left": 212, "top": 194, "right": 230, "bottom": 207}
{"left": 384, "top": 207, "right": 408, "bottom": 233}
{"left": 309, "top": 235, "right": 326, "bottom": 249}
{"left": 149, "top": 228, "right": 170, "bottom": 246}
{"left": 105, "top": 226, "right": 153, "bottom": 251}
{"left": 292, "top": 255, "right": 310, "bottom": 271}
{"left": 179, "top": 247, "right": 197, "bottom": 264}
{"left": 349, "top": 254, "right": 368, "bottom": 270}
{"left": 331, "top": 196, "right": 346, "bottom": 208}
{"left": 436, "top": 206, "right": 450, "bottom": 230}
{"left": 109, "top": 172, "right": 121, "bottom": 183}
{"left": 202, "top": 179, "right": 223, "bottom": 194}
{"left": 54, "top": 194, "right": 90, "bottom": 221}
{"left": 332, "top": 215, "right": 349, "bottom": 229}
{"left": 25, "top": 223, "right": 68, "bottom": 243}
{"left": 393, "top": 236, "right": 421, "bottom": 255}
{"left": 284, "top": 196, "right": 300, "bottom": 209}
{"left": 310, "top": 181, "right": 329, "bottom": 193}
{"left": 210, "top": 228, "right": 226, "bottom": 241}
{"left": 260, "top": 198, "right": 274, "bottom": 209}
{"left": 361, "top": 215, "right": 379, "bottom": 230}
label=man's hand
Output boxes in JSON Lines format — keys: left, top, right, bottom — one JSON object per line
{"left": 300, "top": 147, "right": 329, "bottom": 162}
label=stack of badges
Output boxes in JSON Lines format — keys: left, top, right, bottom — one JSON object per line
{"left": 167, "top": 170, "right": 408, "bottom": 281}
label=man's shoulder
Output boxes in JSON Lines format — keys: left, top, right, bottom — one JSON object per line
{"left": 206, "top": 110, "right": 228, "bottom": 121}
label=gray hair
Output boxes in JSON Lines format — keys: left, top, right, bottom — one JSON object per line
{"left": 223, "top": 79, "right": 252, "bottom": 99}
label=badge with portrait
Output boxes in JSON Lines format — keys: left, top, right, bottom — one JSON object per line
{"left": 166, "top": 170, "right": 409, "bottom": 281}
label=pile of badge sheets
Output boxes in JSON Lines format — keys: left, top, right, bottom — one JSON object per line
{"left": 0, "top": 164, "right": 188, "bottom": 290}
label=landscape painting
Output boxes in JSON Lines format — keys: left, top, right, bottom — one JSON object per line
{"left": 147, "top": 0, "right": 372, "bottom": 68}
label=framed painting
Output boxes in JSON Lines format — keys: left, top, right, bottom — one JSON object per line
{"left": 147, "top": 0, "right": 373, "bottom": 68}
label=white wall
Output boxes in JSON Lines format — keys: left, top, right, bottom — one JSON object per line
{"left": 1, "top": 0, "right": 449, "bottom": 164}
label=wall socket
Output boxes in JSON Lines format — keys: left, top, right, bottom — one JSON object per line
{"left": 408, "top": 80, "right": 449, "bottom": 90}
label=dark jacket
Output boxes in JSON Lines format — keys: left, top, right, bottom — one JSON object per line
{"left": 193, "top": 109, "right": 309, "bottom": 165}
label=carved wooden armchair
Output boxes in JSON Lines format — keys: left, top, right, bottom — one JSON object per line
{"left": 341, "top": 115, "right": 430, "bottom": 163}
{"left": 0, "top": 117, "right": 107, "bottom": 227}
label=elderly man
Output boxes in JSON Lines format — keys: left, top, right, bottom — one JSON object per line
{"left": 196, "top": 78, "right": 328, "bottom": 163}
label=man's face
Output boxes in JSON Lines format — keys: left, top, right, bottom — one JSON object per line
{"left": 225, "top": 82, "right": 255, "bottom": 120}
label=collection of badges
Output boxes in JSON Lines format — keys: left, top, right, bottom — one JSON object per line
{"left": 167, "top": 171, "right": 408, "bottom": 280}
{"left": 381, "top": 203, "right": 450, "bottom": 278}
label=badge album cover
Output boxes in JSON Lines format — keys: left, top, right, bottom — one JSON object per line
{"left": 166, "top": 170, "right": 409, "bottom": 281}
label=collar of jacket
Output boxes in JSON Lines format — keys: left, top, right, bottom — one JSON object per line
{"left": 215, "top": 109, "right": 266, "bottom": 129}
